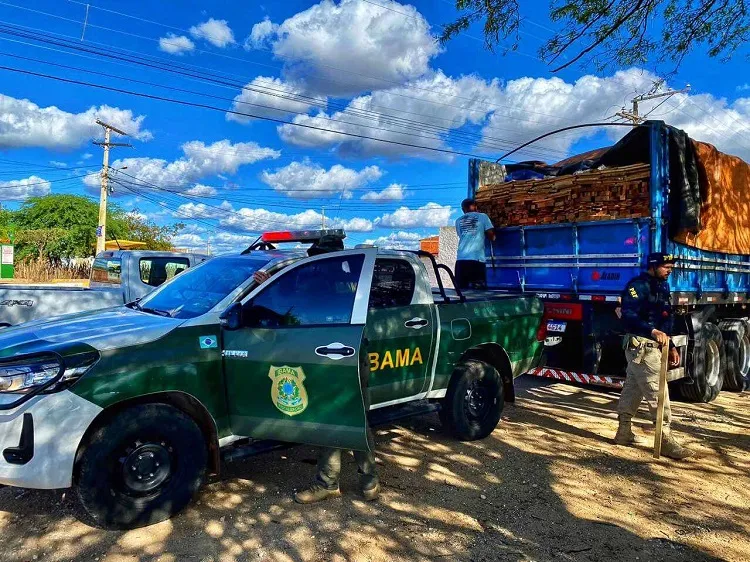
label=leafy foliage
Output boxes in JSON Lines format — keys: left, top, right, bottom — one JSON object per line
{"left": 441, "top": 0, "right": 750, "bottom": 72}
{"left": 2, "top": 195, "right": 182, "bottom": 262}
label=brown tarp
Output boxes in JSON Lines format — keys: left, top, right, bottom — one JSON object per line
{"left": 673, "top": 141, "right": 750, "bottom": 254}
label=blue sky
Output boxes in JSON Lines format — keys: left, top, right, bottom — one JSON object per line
{"left": 2, "top": 0, "right": 750, "bottom": 253}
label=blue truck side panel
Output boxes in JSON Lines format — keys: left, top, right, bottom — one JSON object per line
{"left": 474, "top": 122, "right": 750, "bottom": 301}
{"left": 487, "top": 220, "right": 650, "bottom": 293}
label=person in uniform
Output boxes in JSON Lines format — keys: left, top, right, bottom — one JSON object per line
{"left": 615, "top": 252, "right": 693, "bottom": 459}
{"left": 454, "top": 198, "right": 495, "bottom": 290}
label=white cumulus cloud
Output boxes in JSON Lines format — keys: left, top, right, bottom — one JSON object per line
{"left": 244, "top": 17, "right": 279, "bottom": 50}
{"left": 179, "top": 203, "right": 375, "bottom": 233}
{"left": 227, "top": 76, "right": 326, "bottom": 123}
{"left": 276, "top": 66, "right": 750, "bottom": 163}
{"left": 277, "top": 70, "right": 501, "bottom": 159}
{"left": 174, "top": 201, "right": 234, "bottom": 220}
{"left": 260, "top": 160, "right": 383, "bottom": 199}
{"left": 250, "top": 0, "right": 440, "bottom": 96}
{"left": 159, "top": 33, "right": 196, "bottom": 55}
{"left": 0, "top": 175, "right": 51, "bottom": 201}
{"left": 0, "top": 94, "right": 152, "bottom": 150}
{"left": 365, "top": 231, "right": 423, "bottom": 250}
{"left": 185, "top": 184, "right": 218, "bottom": 197}
{"left": 85, "top": 140, "right": 280, "bottom": 192}
{"left": 361, "top": 183, "right": 405, "bottom": 201}
{"left": 376, "top": 203, "right": 453, "bottom": 229}
{"left": 190, "top": 18, "right": 235, "bottom": 48}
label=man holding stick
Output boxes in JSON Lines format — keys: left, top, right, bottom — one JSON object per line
{"left": 615, "top": 253, "right": 694, "bottom": 460}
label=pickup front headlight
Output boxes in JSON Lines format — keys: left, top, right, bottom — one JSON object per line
{"left": 0, "top": 354, "right": 96, "bottom": 393}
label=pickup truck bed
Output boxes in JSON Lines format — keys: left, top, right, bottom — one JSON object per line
{"left": 0, "top": 250, "right": 207, "bottom": 327}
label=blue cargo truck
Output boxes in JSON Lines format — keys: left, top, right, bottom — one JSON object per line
{"left": 471, "top": 120, "right": 750, "bottom": 403}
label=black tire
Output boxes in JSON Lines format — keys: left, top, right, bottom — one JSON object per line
{"left": 718, "top": 319, "right": 750, "bottom": 391}
{"left": 75, "top": 404, "right": 207, "bottom": 530}
{"left": 679, "top": 322, "right": 724, "bottom": 403}
{"left": 440, "top": 359, "right": 504, "bottom": 441}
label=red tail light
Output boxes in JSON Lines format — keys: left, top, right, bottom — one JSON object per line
{"left": 536, "top": 318, "right": 548, "bottom": 342}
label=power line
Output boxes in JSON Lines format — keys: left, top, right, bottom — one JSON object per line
{"left": 0, "top": 63, "right": 498, "bottom": 160}
{"left": 0, "top": 49, "right": 558, "bottom": 158}
{"left": 0, "top": 12, "right": 581, "bottom": 130}
{"left": 0, "top": 28, "right": 571, "bottom": 159}
{"left": 0, "top": 171, "right": 98, "bottom": 189}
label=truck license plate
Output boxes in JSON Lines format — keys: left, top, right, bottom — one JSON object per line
{"left": 547, "top": 321, "right": 567, "bottom": 333}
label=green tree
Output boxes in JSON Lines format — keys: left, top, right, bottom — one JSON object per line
{"left": 0, "top": 207, "right": 14, "bottom": 243}
{"left": 122, "top": 210, "right": 184, "bottom": 251}
{"left": 12, "top": 195, "right": 181, "bottom": 261}
{"left": 441, "top": 1, "right": 749, "bottom": 72}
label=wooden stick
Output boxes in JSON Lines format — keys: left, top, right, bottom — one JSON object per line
{"left": 653, "top": 345, "right": 670, "bottom": 459}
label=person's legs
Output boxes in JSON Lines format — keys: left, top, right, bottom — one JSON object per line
{"left": 294, "top": 448, "right": 343, "bottom": 504}
{"left": 353, "top": 449, "right": 380, "bottom": 500}
{"left": 635, "top": 348, "right": 692, "bottom": 460}
{"left": 615, "top": 347, "right": 647, "bottom": 445}
{"left": 354, "top": 427, "right": 379, "bottom": 500}
{"left": 477, "top": 262, "right": 487, "bottom": 289}
{"left": 455, "top": 260, "right": 469, "bottom": 290}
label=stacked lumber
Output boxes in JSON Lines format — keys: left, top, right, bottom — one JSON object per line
{"left": 475, "top": 163, "right": 651, "bottom": 226}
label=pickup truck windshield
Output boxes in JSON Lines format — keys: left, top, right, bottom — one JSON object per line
{"left": 137, "top": 256, "right": 267, "bottom": 319}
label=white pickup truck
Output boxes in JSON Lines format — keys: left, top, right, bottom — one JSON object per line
{"left": 0, "top": 250, "right": 208, "bottom": 327}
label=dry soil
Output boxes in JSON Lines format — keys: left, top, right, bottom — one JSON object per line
{"left": 0, "top": 377, "right": 748, "bottom": 562}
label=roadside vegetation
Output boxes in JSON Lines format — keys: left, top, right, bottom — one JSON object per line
{"left": 1, "top": 195, "right": 183, "bottom": 281}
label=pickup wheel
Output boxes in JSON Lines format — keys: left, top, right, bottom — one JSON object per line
{"left": 440, "top": 359, "right": 504, "bottom": 441}
{"left": 678, "top": 322, "right": 724, "bottom": 403}
{"left": 75, "top": 404, "right": 207, "bottom": 530}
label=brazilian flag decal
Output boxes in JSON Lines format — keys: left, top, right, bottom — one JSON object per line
{"left": 268, "top": 365, "right": 309, "bottom": 416}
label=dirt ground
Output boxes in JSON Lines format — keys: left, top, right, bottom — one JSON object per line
{"left": 0, "top": 377, "right": 748, "bottom": 562}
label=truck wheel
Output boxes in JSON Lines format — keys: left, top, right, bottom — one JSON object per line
{"left": 440, "top": 359, "right": 504, "bottom": 441}
{"left": 76, "top": 404, "right": 207, "bottom": 530}
{"left": 718, "top": 319, "right": 750, "bottom": 391}
{"left": 679, "top": 322, "right": 724, "bottom": 403}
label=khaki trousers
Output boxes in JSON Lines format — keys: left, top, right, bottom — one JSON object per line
{"left": 616, "top": 336, "right": 671, "bottom": 427}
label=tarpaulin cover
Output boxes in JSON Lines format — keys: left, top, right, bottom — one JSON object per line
{"left": 673, "top": 141, "right": 750, "bottom": 254}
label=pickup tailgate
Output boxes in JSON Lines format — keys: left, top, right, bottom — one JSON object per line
{"left": 0, "top": 286, "right": 123, "bottom": 326}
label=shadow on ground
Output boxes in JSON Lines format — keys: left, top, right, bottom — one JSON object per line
{"left": 0, "top": 378, "right": 746, "bottom": 561}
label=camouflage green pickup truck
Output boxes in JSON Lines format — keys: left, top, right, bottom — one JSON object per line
{"left": 0, "top": 231, "right": 544, "bottom": 529}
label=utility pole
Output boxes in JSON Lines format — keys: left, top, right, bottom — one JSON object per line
{"left": 617, "top": 85, "right": 691, "bottom": 125}
{"left": 321, "top": 207, "right": 326, "bottom": 229}
{"left": 93, "top": 119, "right": 131, "bottom": 254}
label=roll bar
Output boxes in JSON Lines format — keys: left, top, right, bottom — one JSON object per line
{"left": 407, "top": 250, "right": 465, "bottom": 303}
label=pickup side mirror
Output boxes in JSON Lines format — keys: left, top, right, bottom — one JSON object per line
{"left": 220, "top": 302, "right": 243, "bottom": 331}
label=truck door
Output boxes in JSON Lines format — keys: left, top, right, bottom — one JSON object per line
{"left": 365, "top": 257, "right": 436, "bottom": 404}
{"left": 222, "top": 249, "right": 376, "bottom": 451}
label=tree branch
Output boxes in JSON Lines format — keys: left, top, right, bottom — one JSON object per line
{"left": 551, "top": 0, "right": 652, "bottom": 71}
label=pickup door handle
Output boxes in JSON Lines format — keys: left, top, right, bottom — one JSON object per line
{"left": 404, "top": 317, "right": 429, "bottom": 329}
{"left": 315, "top": 342, "right": 356, "bottom": 360}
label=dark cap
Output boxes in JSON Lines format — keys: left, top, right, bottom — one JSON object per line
{"left": 461, "top": 198, "right": 476, "bottom": 212}
{"left": 647, "top": 252, "right": 677, "bottom": 267}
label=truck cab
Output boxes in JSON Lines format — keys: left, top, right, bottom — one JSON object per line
{"left": 0, "top": 230, "right": 543, "bottom": 529}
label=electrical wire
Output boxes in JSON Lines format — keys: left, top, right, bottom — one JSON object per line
{"left": 0, "top": 15, "right": 584, "bottom": 132}
{"left": 0, "top": 63, "right": 500, "bottom": 160}
{"left": 0, "top": 49, "right": 559, "bottom": 158}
